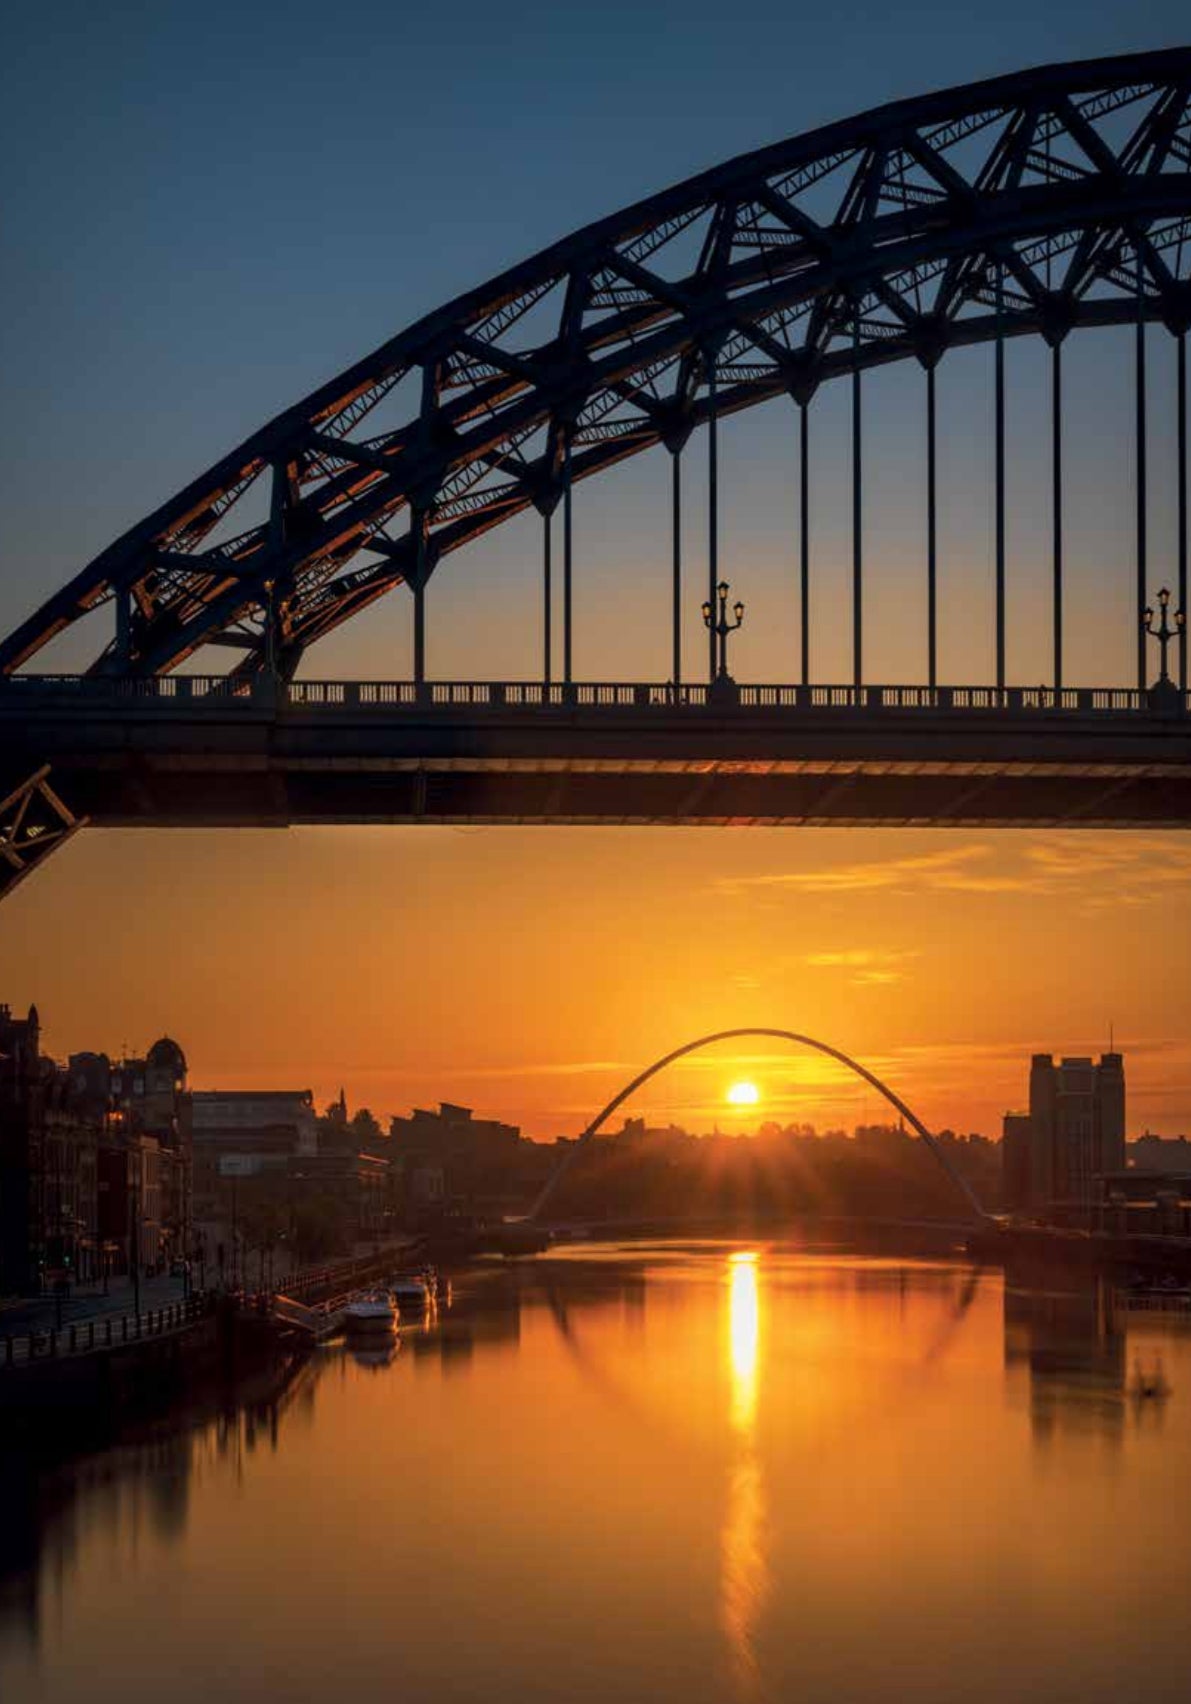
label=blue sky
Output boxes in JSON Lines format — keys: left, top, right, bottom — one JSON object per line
{"left": 1, "top": 0, "right": 1187, "bottom": 683}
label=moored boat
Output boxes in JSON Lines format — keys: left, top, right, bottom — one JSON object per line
{"left": 391, "top": 1273, "right": 433, "bottom": 1313}
{"left": 344, "top": 1289, "right": 397, "bottom": 1333}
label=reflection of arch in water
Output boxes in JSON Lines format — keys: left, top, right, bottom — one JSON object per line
{"left": 539, "top": 1249, "right": 983, "bottom": 1427}
{"left": 529, "top": 1028, "right": 988, "bottom": 1224}
{"left": 918, "top": 1263, "right": 982, "bottom": 1366}
{"left": 536, "top": 1264, "right": 663, "bottom": 1438}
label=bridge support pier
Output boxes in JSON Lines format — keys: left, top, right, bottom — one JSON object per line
{"left": 0, "top": 766, "right": 86, "bottom": 903}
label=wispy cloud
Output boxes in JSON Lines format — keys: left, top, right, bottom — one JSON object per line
{"left": 440, "top": 1060, "right": 632, "bottom": 1080}
{"left": 198, "top": 1060, "right": 630, "bottom": 1084}
{"left": 717, "top": 834, "right": 1191, "bottom": 907}
{"left": 803, "top": 949, "right": 892, "bottom": 966}
{"left": 1022, "top": 837, "right": 1191, "bottom": 907}
{"left": 719, "top": 844, "right": 993, "bottom": 895}
{"left": 803, "top": 948, "right": 920, "bottom": 985}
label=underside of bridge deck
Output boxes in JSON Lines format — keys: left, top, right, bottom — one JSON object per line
{"left": 3, "top": 698, "right": 1190, "bottom": 830}
{"left": 19, "top": 768, "right": 1187, "bottom": 830}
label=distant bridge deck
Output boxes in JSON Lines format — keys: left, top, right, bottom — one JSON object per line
{"left": 3, "top": 675, "right": 1190, "bottom": 828}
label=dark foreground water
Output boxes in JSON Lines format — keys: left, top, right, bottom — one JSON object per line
{"left": 3, "top": 1242, "right": 1190, "bottom": 1704}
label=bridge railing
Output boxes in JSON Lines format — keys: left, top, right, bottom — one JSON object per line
{"left": 0, "top": 673, "right": 260, "bottom": 702}
{"left": 1, "top": 676, "right": 1179, "bottom": 715}
{"left": 227, "top": 681, "right": 1163, "bottom": 712}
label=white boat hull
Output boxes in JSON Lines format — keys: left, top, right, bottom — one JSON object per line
{"left": 345, "top": 1290, "right": 397, "bottom": 1333}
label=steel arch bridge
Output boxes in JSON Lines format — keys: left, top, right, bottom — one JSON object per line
{"left": 4, "top": 45, "right": 1191, "bottom": 683}
{"left": 527, "top": 1028, "right": 989, "bottom": 1225}
{"left": 2, "top": 48, "right": 1191, "bottom": 892}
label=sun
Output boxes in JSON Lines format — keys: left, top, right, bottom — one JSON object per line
{"left": 726, "top": 1080, "right": 760, "bottom": 1108}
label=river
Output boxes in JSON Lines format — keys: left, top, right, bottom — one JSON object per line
{"left": 2, "top": 1241, "right": 1189, "bottom": 1704}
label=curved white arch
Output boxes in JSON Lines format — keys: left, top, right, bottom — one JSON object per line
{"left": 529, "top": 1027, "right": 988, "bottom": 1224}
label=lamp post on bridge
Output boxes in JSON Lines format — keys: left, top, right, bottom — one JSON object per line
{"left": 702, "top": 580, "right": 745, "bottom": 703}
{"left": 1143, "top": 587, "right": 1186, "bottom": 713}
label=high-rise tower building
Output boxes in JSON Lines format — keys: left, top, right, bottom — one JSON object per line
{"left": 1005, "top": 1052, "right": 1126, "bottom": 1219}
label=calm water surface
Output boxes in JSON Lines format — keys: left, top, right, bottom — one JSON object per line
{"left": 3, "top": 1242, "right": 1190, "bottom": 1704}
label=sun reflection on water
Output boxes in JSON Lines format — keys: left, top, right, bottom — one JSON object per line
{"left": 729, "top": 1252, "right": 761, "bottom": 1433}
{"left": 721, "top": 1252, "right": 771, "bottom": 1698}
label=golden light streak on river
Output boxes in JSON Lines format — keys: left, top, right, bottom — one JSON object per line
{"left": 720, "top": 1252, "right": 771, "bottom": 1698}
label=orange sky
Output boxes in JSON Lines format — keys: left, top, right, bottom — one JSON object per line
{"left": 3, "top": 822, "right": 1188, "bottom": 1141}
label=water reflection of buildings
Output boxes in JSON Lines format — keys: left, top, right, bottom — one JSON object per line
{"left": 0, "top": 1430, "right": 196, "bottom": 1657}
{"left": 8, "top": 1254, "right": 733, "bottom": 1677}
{"left": 405, "top": 1258, "right": 649, "bottom": 1372}
{"left": 0, "top": 1353, "right": 320, "bottom": 1659}
{"left": 407, "top": 1271, "right": 521, "bottom": 1370}
{"left": 720, "top": 1252, "right": 770, "bottom": 1700}
{"left": 1003, "top": 1274, "right": 1128, "bottom": 1443}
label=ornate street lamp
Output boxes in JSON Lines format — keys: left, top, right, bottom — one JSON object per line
{"left": 1143, "top": 586, "right": 1185, "bottom": 688}
{"left": 701, "top": 580, "right": 745, "bottom": 686}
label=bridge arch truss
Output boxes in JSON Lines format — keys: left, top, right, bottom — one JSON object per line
{"left": 3, "top": 48, "right": 1190, "bottom": 690}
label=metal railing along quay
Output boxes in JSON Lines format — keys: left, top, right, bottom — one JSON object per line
{"left": 278, "top": 1242, "right": 422, "bottom": 1304}
{"left": 1, "top": 1292, "right": 214, "bottom": 1370}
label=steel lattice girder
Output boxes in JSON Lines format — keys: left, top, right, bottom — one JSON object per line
{"left": 3, "top": 47, "right": 1190, "bottom": 681}
{"left": 0, "top": 767, "right": 86, "bottom": 901}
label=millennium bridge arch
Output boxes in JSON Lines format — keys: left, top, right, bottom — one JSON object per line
{"left": 2, "top": 49, "right": 1191, "bottom": 892}
{"left": 528, "top": 1028, "right": 989, "bottom": 1225}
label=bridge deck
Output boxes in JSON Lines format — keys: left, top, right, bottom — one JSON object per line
{"left": 3, "top": 678, "right": 1190, "bottom": 828}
